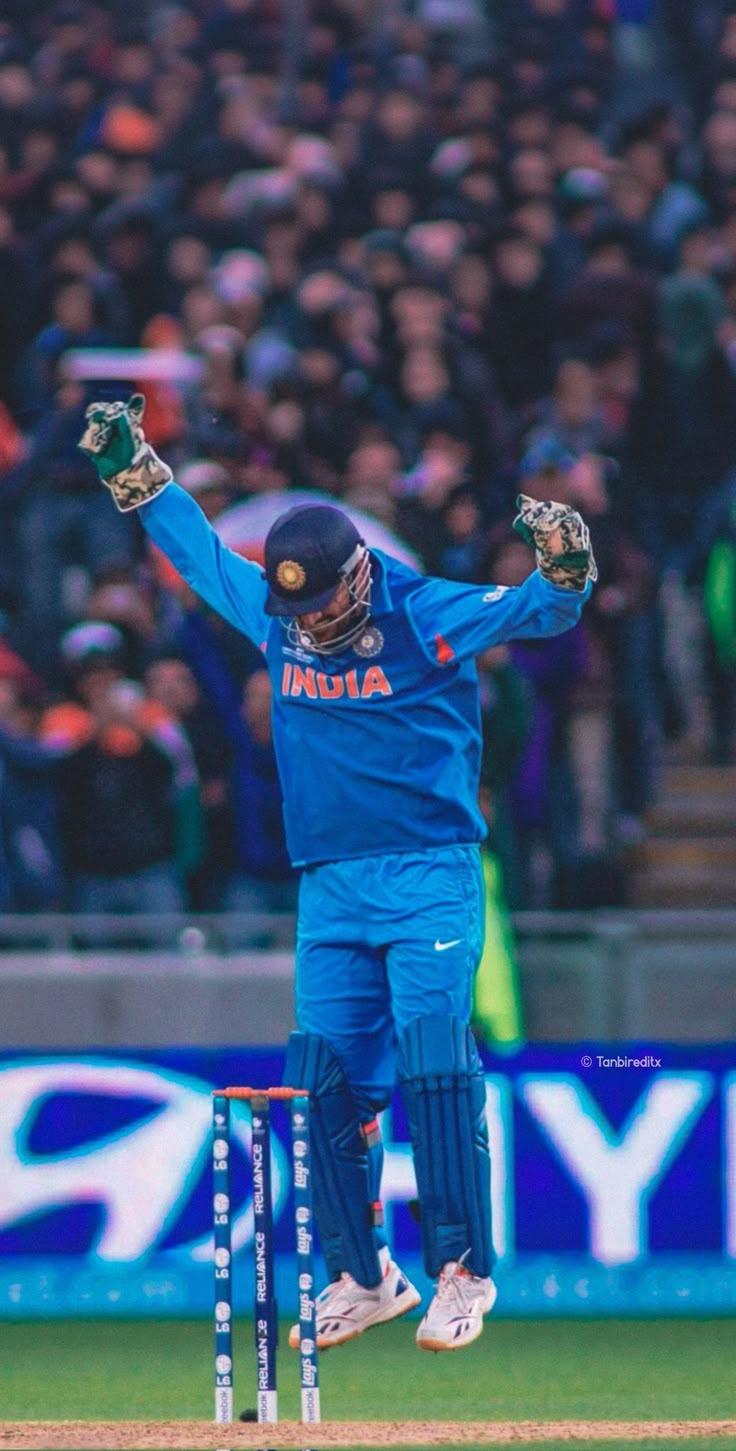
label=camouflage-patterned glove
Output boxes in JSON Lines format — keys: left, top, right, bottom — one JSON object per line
{"left": 78, "top": 393, "right": 172, "bottom": 512}
{"left": 513, "top": 493, "right": 597, "bottom": 592}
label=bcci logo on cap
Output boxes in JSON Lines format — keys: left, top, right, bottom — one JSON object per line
{"left": 276, "top": 560, "right": 306, "bottom": 591}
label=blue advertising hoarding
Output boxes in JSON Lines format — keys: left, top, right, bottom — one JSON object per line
{"left": 1, "top": 1046, "right": 735, "bottom": 1316}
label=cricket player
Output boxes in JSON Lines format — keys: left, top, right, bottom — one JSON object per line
{"left": 79, "top": 395, "right": 596, "bottom": 1352}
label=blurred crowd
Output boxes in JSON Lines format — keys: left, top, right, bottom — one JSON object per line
{"left": 1, "top": 0, "right": 736, "bottom": 916}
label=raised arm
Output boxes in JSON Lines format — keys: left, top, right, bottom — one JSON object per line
{"left": 141, "top": 486, "right": 269, "bottom": 643}
{"left": 78, "top": 393, "right": 269, "bottom": 644}
{"left": 408, "top": 494, "right": 596, "bottom": 665}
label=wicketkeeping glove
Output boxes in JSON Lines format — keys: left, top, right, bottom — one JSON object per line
{"left": 78, "top": 393, "right": 172, "bottom": 512}
{"left": 513, "top": 493, "right": 597, "bottom": 592}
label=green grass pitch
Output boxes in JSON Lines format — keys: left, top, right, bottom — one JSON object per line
{"left": 1, "top": 1317, "right": 736, "bottom": 1425}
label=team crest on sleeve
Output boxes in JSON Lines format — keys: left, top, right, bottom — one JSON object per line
{"left": 277, "top": 560, "right": 306, "bottom": 590}
{"left": 483, "top": 586, "right": 509, "bottom": 603}
{"left": 353, "top": 625, "right": 384, "bottom": 658}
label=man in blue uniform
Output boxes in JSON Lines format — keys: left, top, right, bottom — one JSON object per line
{"left": 79, "top": 395, "right": 596, "bottom": 1352}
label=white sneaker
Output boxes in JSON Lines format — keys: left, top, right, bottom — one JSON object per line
{"left": 288, "top": 1256, "right": 420, "bottom": 1350}
{"left": 416, "top": 1256, "right": 497, "bottom": 1352}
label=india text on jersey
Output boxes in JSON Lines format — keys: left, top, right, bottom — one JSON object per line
{"left": 281, "top": 663, "right": 393, "bottom": 700}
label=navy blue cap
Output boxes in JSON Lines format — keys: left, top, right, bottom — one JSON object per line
{"left": 264, "top": 504, "right": 363, "bottom": 617}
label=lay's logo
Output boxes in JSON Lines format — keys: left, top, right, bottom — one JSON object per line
{"left": 281, "top": 663, "right": 393, "bottom": 701}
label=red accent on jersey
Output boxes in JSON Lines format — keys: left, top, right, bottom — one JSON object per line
{"left": 435, "top": 633, "right": 455, "bottom": 664}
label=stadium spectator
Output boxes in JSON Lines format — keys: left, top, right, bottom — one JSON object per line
{"left": 1, "top": 0, "right": 735, "bottom": 912}
{"left": 179, "top": 606, "right": 296, "bottom": 920}
{"left": 42, "top": 624, "right": 186, "bottom": 912}
{"left": 0, "top": 648, "right": 61, "bottom": 912}
{"left": 143, "top": 645, "right": 235, "bottom": 908}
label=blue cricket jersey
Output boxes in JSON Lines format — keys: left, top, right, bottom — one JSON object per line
{"left": 142, "top": 484, "right": 591, "bottom": 867}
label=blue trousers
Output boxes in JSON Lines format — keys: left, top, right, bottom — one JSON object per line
{"left": 295, "top": 843, "right": 486, "bottom": 1118}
